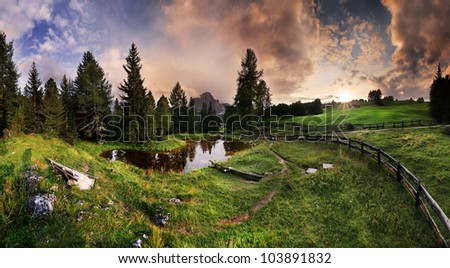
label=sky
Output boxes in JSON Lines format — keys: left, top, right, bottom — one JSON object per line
{"left": 1, "top": 0, "right": 449, "bottom": 104}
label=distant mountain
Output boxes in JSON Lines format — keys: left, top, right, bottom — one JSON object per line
{"left": 193, "top": 92, "right": 227, "bottom": 114}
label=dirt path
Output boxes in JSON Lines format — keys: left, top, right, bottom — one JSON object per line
{"left": 268, "top": 144, "right": 307, "bottom": 175}
{"left": 279, "top": 158, "right": 288, "bottom": 175}
{"left": 220, "top": 190, "right": 278, "bottom": 225}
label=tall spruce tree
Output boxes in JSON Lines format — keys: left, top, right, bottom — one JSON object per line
{"left": 430, "top": 63, "right": 450, "bottom": 122}
{"left": 0, "top": 32, "right": 20, "bottom": 136}
{"left": 74, "top": 51, "right": 112, "bottom": 141}
{"left": 255, "top": 79, "right": 271, "bottom": 115}
{"left": 234, "top": 48, "right": 262, "bottom": 116}
{"left": 156, "top": 95, "right": 171, "bottom": 137}
{"left": 42, "top": 78, "right": 65, "bottom": 135}
{"left": 118, "top": 43, "right": 150, "bottom": 142}
{"left": 169, "top": 81, "right": 187, "bottom": 133}
{"left": 24, "top": 62, "right": 44, "bottom": 133}
{"left": 145, "top": 90, "right": 156, "bottom": 139}
{"left": 60, "top": 74, "right": 78, "bottom": 139}
{"left": 188, "top": 97, "right": 196, "bottom": 133}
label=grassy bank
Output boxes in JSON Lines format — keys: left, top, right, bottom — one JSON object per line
{"left": 288, "top": 102, "right": 431, "bottom": 125}
{"left": 0, "top": 134, "right": 437, "bottom": 247}
{"left": 347, "top": 127, "right": 450, "bottom": 217}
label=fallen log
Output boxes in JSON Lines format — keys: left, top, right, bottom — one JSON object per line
{"left": 48, "top": 159, "right": 96, "bottom": 190}
{"left": 209, "top": 160, "right": 266, "bottom": 181}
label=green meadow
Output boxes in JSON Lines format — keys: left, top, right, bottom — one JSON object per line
{"left": 288, "top": 101, "right": 432, "bottom": 126}
{"left": 0, "top": 134, "right": 437, "bottom": 247}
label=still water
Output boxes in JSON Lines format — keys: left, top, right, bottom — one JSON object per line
{"left": 100, "top": 140, "right": 250, "bottom": 173}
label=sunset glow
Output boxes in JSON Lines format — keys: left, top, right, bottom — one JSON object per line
{"left": 339, "top": 92, "right": 353, "bottom": 103}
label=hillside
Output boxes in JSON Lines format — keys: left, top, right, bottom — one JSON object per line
{"left": 288, "top": 101, "right": 432, "bottom": 125}
{"left": 0, "top": 134, "right": 437, "bottom": 247}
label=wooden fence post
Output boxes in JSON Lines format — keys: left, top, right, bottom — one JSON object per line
{"left": 396, "top": 161, "right": 402, "bottom": 182}
{"left": 416, "top": 181, "right": 422, "bottom": 207}
{"left": 377, "top": 148, "right": 381, "bottom": 166}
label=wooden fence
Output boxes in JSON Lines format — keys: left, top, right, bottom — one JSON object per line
{"left": 274, "top": 134, "right": 450, "bottom": 247}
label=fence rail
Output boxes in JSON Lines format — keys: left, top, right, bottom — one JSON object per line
{"left": 273, "top": 133, "right": 450, "bottom": 247}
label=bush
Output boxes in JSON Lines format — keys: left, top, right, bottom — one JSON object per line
{"left": 442, "top": 126, "right": 450, "bottom": 136}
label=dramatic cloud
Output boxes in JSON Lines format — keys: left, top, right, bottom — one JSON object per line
{"left": 376, "top": 0, "right": 450, "bottom": 97}
{"left": 161, "top": 0, "right": 323, "bottom": 103}
{"left": 1, "top": 0, "right": 448, "bottom": 103}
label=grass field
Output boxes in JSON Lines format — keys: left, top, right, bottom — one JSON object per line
{"left": 287, "top": 101, "right": 431, "bottom": 126}
{"left": 0, "top": 134, "right": 437, "bottom": 247}
{"left": 347, "top": 127, "right": 450, "bottom": 218}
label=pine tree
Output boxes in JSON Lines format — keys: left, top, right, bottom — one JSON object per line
{"left": 155, "top": 95, "right": 171, "bottom": 137}
{"left": 113, "top": 98, "right": 122, "bottom": 114}
{"left": 430, "top": 63, "right": 450, "bottom": 122}
{"left": 42, "top": 78, "right": 65, "bottom": 135}
{"left": 0, "top": 32, "right": 20, "bottom": 136}
{"left": 145, "top": 90, "right": 156, "bottom": 139}
{"left": 10, "top": 95, "right": 27, "bottom": 134}
{"left": 234, "top": 48, "right": 263, "bottom": 116}
{"left": 74, "top": 51, "right": 112, "bottom": 141}
{"left": 60, "top": 74, "right": 77, "bottom": 139}
{"left": 169, "top": 81, "right": 187, "bottom": 108}
{"left": 24, "top": 62, "right": 44, "bottom": 133}
{"left": 169, "top": 81, "right": 187, "bottom": 133}
{"left": 255, "top": 79, "right": 271, "bottom": 115}
{"left": 118, "top": 43, "right": 150, "bottom": 142}
{"left": 187, "top": 97, "right": 196, "bottom": 134}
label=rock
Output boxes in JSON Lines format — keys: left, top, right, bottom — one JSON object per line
{"left": 25, "top": 172, "right": 43, "bottom": 192}
{"left": 306, "top": 168, "right": 318, "bottom": 174}
{"left": 323, "top": 163, "right": 334, "bottom": 169}
{"left": 132, "top": 238, "right": 142, "bottom": 248}
{"left": 77, "top": 211, "right": 85, "bottom": 222}
{"left": 28, "top": 193, "right": 56, "bottom": 219}
{"left": 168, "top": 198, "right": 181, "bottom": 205}
{"left": 26, "top": 164, "right": 38, "bottom": 172}
{"left": 156, "top": 206, "right": 170, "bottom": 226}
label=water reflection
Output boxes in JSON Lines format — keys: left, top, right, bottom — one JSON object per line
{"left": 100, "top": 140, "right": 250, "bottom": 173}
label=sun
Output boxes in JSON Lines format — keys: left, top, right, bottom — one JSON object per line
{"left": 339, "top": 91, "right": 352, "bottom": 103}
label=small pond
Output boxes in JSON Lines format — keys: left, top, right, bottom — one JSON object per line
{"left": 100, "top": 140, "right": 251, "bottom": 173}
